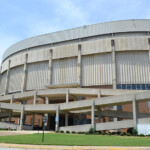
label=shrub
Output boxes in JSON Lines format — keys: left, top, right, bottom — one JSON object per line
{"left": 89, "top": 127, "right": 94, "bottom": 134}
{"left": 120, "top": 132, "right": 124, "bottom": 136}
{"left": 60, "top": 130, "right": 64, "bottom": 133}
{"left": 107, "top": 132, "right": 111, "bottom": 135}
{"left": 66, "top": 130, "right": 70, "bottom": 134}
{"left": 55, "top": 130, "right": 59, "bottom": 133}
{"left": 78, "top": 131, "right": 82, "bottom": 134}
{"left": 72, "top": 131, "right": 75, "bottom": 134}
{"left": 132, "top": 128, "right": 138, "bottom": 136}
{"left": 126, "top": 133, "right": 131, "bottom": 136}
{"left": 85, "top": 131, "right": 89, "bottom": 135}
{"left": 147, "top": 134, "right": 150, "bottom": 137}
{"left": 101, "top": 132, "right": 106, "bottom": 135}
{"left": 139, "top": 134, "right": 145, "bottom": 137}
{"left": 95, "top": 132, "right": 100, "bottom": 135}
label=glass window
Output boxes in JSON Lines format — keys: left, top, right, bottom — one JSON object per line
{"left": 132, "top": 84, "right": 136, "bottom": 90}
{"left": 122, "top": 84, "right": 126, "bottom": 89}
{"left": 146, "top": 84, "right": 150, "bottom": 90}
{"left": 117, "top": 105, "right": 122, "bottom": 110}
{"left": 141, "top": 84, "right": 146, "bottom": 90}
{"left": 127, "top": 84, "right": 132, "bottom": 90}
{"left": 117, "top": 84, "right": 122, "bottom": 89}
{"left": 109, "top": 117, "right": 114, "bottom": 122}
{"left": 148, "top": 101, "right": 150, "bottom": 109}
{"left": 137, "top": 84, "right": 141, "bottom": 90}
{"left": 109, "top": 106, "right": 113, "bottom": 109}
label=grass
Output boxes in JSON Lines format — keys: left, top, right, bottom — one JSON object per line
{"left": 0, "top": 133, "right": 150, "bottom": 146}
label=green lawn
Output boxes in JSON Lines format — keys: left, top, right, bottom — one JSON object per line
{"left": 0, "top": 133, "right": 150, "bottom": 146}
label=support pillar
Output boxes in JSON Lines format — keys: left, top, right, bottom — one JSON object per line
{"left": 91, "top": 100, "right": 95, "bottom": 131}
{"left": 66, "top": 88, "right": 69, "bottom": 103}
{"left": 132, "top": 95, "right": 138, "bottom": 129}
{"left": 48, "top": 49, "right": 53, "bottom": 85}
{"left": 5, "top": 60, "right": 10, "bottom": 95}
{"left": 97, "top": 90, "right": 101, "bottom": 98}
{"left": 77, "top": 44, "right": 82, "bottom": 86}
{"left": 65, "top": 112, "right": 69, "bottom": 126}
{"left": 21, "top": 53, "right": 28, "bottom": 92}
{"left": 33, "top": 90, "right": 37, "bottom": 105}
{"left": 45, "top": 97, "right": 49, "bottom": 104}
{"left": 55, "top": 105, "right": 60, "bottom": 131}
{"left": 20, "top": 105, "right": 24, "bottom": 130}
{"left": 10, "top": 94, "right": 14, "bottom": 104}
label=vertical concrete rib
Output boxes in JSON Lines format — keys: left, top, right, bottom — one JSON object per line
{"left": 48, "top": 49, "right": 53, "bottom": 85}
{"left": 10, "top": 94, "right": 14, "bottom": 104}
{"left": 91, "top": 100, "right": 95, "bottom": 131}
{"left": 20, "top": 105, "right": 24, "bottom": 130}
{"left": 33, "top": 90, "right": 37, "bottom": 105}
{"left": 55, "top": 105, "right": 60, "bottom": 131}
{"left": 21, "top": 53, "right": 28, "bottom": 92}
{"left": 132, "top": 95, "right": 138, "bottom": 129}
{"left": 5, "top": 60, "right": 10, "bottom": 95}
{"left": 97, "top": 90, "right": 101, "bottom": 98}
{"left": 77, "top": 44, "right": 82, "bottom": 86}
{"left": 66, "top": 88, "right": 69, "bottom": 103}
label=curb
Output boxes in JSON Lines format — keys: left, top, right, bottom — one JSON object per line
{"left": 0, "top": 144, "right": 150, "bottom": 150}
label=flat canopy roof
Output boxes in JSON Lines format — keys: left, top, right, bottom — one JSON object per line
{"left": 3, "top": 19, "right": 150, "bottom": 61}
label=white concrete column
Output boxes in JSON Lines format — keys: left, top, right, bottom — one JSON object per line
{"left": 33, "top": 90, "right": 37, "bottom": 105}
{"left": 48, "top": 49, "right": 53, "bottom": 85}
{"left": 97, "top": 90, "right": 101, "bottom": 98}
{"left": 77, "top": 44, "right": 82, "bottom": 86}
{"left": 55, "top": 105, "right": 60, "bottom": 131}
{"left": 111, "top": 39, "right": 116, "bottom": 89}
{"left": 66, "top": 88, "right": 69, "bottom": 103}
{"left": 132, "top": 95, "right": 138, "bottom": 129}
{"left": 20, "top": 105, "right": 24, "bottom": 130}
{"left": 45, "top": 97, "right": 49, "bottom": 104}
{"left": 91, "top": 100, "right": 95, "bottom": 131}
{"left": 10, "top": 94, "right": 14, "bottom": 104}
{"left": 5, "top": 60, "right": 10, "bottom": 95}
{"left": 21, "top": 53, "right": 28, "bottom": 92}
{"left": 65, "top": 112, "right": 69, "bottom": 126}
{"left": 148, "top": 38, "right": 150, "bottom": 60}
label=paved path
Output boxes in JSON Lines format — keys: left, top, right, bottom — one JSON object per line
{"left": 0, "top": 144, "right": 150, "bottom": 150}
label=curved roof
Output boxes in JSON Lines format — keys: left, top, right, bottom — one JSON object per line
{"left": 3, "top": 19, "right": 150, "bottom": 61}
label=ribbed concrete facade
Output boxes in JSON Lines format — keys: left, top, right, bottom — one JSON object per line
{"left": 0, "top": 19, "right": 150, "bottom": 134}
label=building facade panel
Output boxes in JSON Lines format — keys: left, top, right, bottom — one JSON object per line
{"left": 81, "top": 53, "right": 112, "bottom": 86}
{"left": 8, "top": 65, "right": 23, "bottom": 93}
{"left": 0, "top": 71, "right": 7, "bottom": 94}
{"left": 26, "top": 61, "right": 49, "bottom": 90}
{"left": 115, "top": 36, "right": 149, "bottom": 51}
{"left": 52, "top": 57, "right": 77, "bottom": 85}
{"left": 116, "top": 51, "right": 150, "bottom": 84}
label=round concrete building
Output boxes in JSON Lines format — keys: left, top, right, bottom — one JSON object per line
{"left": 0, "top": 19, "right": 150, "bottom": 134}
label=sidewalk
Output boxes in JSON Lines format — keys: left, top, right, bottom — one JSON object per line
{"left": 0, "top": 144, "right": 150, "bottom": 150}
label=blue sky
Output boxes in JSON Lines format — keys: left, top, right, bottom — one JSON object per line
{"left": 0, "top": 0, "right": 150, "bottom": 63}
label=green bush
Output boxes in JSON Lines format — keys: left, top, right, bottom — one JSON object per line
{"left": 139, "top": 134, "right": 145, "bottom": 137}
{"left": 66, "top": 130, "right": 70, "bottom": 134}
{"left": 107, "top": 132, "right": 111, "bottom": 135}
{"left": 132, "top": 128, "right": 138, "bottom": 136}
{"left": 55, "top": 130, "right": 59, "bottom": 133}
{"left": 126, "top": 133, "right": 131, "bottom": 136}
{"left": 72, "top": 131, "right": 75, "bottom": 134}
{"left": 78, "top": 131, "right": 82, "bottom": 134}
{"left": 147, "top": 134, "right": 150, "bottom": 137}
{"left": 60, "top": 130, "right": 64, "bottom": 133}
{"left": 101, "top": 132, "right": 106, "bottom": 135}
{"left": 120, "top": 132, "right": 124, "bottom": 136}
{"left": 89, "top": 127, "right": 94, "bottom": 134}
{"left": 95, "top": 132, "right": 100, "bottom": 135}
{"left": 85, "top": 131, "right": 89, "bottom": 135}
